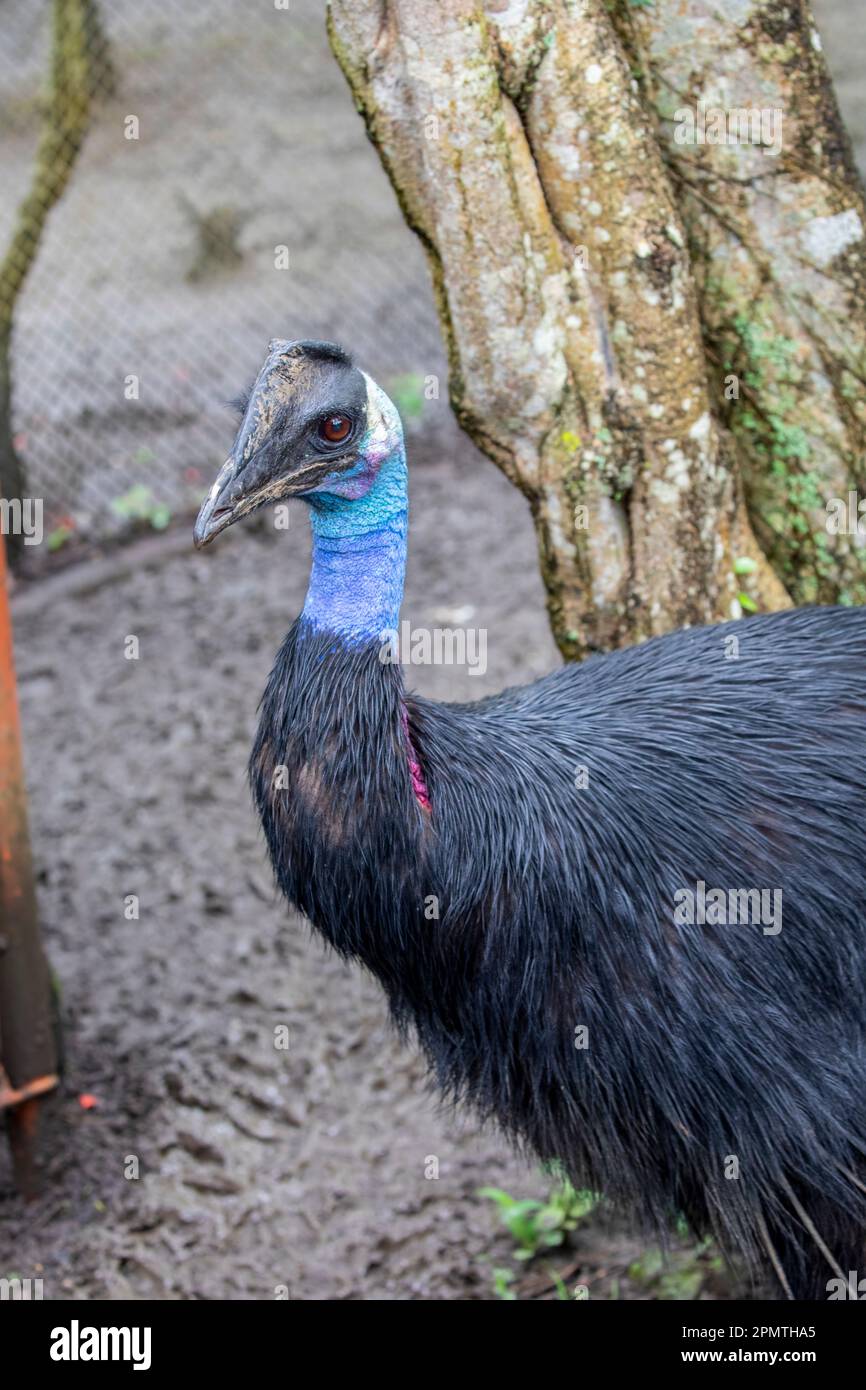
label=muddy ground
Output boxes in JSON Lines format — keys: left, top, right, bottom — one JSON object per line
{"left": 0, "top": 0, "right": 863, "bottom": 1301}
{"left": 1, "top": 446, "right": 745, "bottom": 1302}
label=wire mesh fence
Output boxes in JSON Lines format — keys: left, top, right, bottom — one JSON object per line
{"left": 0, "top": 0, "right": 451, "bottom": 554}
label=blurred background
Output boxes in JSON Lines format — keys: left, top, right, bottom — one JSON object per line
{"left": 2, "top": 0, "right": 864, "bottom": 558}
{"left": 0, "top": 0, "right": 863, "bottom": 1300}
{"left": 1, "top": 0, "right": 452, "bottom": 557}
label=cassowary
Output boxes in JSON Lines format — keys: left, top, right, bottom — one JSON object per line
{"left": 195, "top": 337, "right": 866, "bottom": 1300}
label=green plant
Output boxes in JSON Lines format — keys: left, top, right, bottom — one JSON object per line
{"left": 110, "top": 483, "right": 171, "bottom": 530}
{"left": 387, "top": 372, "right": 426, "bottom": 421}
{"left": 47, "top": 522, "right": 75, "bottom": 551}
{"left": 733, "top": 556, "right": 757, "bottom": 577}
{"left": 492, "top": 1267, "right": 517, "bottom": 1300}
{"left": 627, "top": 1238, "right": 719, "bottom": 1300}
{"left": 479, "top": 1176, "right": 599, "bottom": 1260}
{"left": 733, "top": 554, "right": 759, "bottom": 613}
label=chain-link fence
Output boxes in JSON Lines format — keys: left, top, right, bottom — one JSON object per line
{"left": 0, "top": 0, "right": 451, "bottom": 554}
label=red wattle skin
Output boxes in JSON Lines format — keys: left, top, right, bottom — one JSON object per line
{"left": 400, "top": 705, "right": 431, "bottom": 812}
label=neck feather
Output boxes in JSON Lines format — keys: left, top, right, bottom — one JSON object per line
{"left": 301, "top": 445, "right": 408, "bottom": 642}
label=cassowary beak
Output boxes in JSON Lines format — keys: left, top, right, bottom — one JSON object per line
{"left": 193, "top": 456, "right": 239, "bottom": 548}
{"left": 194, "top": 340, "right": 294, "bottom": 548}
{"left": 193, "top": 443, "right": 355, "bottom": 548}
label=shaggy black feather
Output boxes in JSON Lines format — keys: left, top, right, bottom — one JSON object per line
{"left": 229, "top": 384, "right": 254, "bottom": 418}
{"left": 291, "top": 339, "right": 353, "bottom": 367}
{"left": 250, "top": 605, "right": 866, "bottom": 1299}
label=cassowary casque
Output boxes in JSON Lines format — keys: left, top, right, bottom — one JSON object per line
{"left": 195, "top": 337, "right": 866, "bottom": 1300}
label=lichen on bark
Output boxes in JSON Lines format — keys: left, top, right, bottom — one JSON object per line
{"left": 328, "top": 0, "right": 861, "bottom": 656}
{"left": 617, "top": 0, "right": 866, "bottom": 608}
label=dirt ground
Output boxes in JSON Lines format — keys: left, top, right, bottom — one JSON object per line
{"left": 2, "top": 443, "right": 746, "bottom": 1302}
{"left": 0, "top": 0, "right": 863, "bottom": 1301}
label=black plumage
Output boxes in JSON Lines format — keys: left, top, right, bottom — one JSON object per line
{"left": 250, "top": 608, "right": 866, "bottom": 1299}
{"left": 195, "top": 338, "right": 866, "bottom": 1300}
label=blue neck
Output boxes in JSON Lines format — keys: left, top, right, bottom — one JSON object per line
{"left": 301, "top": 447, "right": 408, "bottom": 642}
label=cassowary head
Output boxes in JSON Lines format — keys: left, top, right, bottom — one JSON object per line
{"left": 194, "top": 338, "right": 404, "bottom": 547}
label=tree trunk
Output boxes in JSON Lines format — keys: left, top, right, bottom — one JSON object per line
{"left": 327, "top": 0, "right": 865, "bottom": 658}
{"left": 615, "top": 0, "right": 866, "bottom": 609}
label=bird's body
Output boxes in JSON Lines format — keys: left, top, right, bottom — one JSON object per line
{"left": 197, "top": 339, "right": 866, "bottom": 1299}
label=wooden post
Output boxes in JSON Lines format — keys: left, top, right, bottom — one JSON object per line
{"left": 0, "top": 530, "right": 58, "bottom": 1193}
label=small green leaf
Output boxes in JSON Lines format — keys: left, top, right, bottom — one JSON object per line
{"left": 47, "top": 525, "right": 74, "bottom": 552}
{"left": 477, "top": 1186, "right": 517, "bottom": 1209}
{"left": 388, "top": 372, "right": 426, "bottom": 420}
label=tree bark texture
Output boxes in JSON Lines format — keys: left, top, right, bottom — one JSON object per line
{"left": 328, "top": 0, "right": 865, "bottom": 658}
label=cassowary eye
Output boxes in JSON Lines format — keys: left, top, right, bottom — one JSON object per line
{"left": 318, "top": 414, "right": 353, "bottom": 445}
